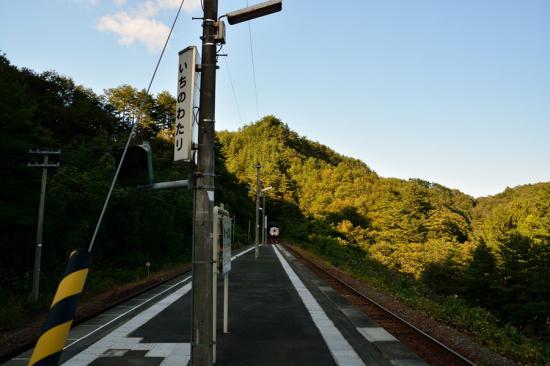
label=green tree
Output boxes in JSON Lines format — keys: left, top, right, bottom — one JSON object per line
{"left": 460, "top": 240, "right": 497, "bottom": 307}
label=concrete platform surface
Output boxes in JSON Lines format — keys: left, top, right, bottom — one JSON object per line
{"left": 4, "top": 245, "right": 428, "bottom": 366}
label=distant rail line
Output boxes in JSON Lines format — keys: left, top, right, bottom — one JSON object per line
{"left": 283, "top": 244, "right": 477, "bottom": 366}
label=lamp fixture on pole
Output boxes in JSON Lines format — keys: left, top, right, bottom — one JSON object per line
{"left": 225, "top": 0, "right": 282, "bottom": 25}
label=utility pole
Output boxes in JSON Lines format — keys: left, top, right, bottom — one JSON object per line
{"left": 191, "top": 0, "right": 218, "bottom": 364}
{"left": 28, "top": 149, "right": 60, "bottom": 302}
{"left": 254, "top": 163, "right": 261, "bottom": 259}
{"left": 262, "top": 193, "right": 266, "bottom": 245}
{"left": 188, "top": 1, "right": 281, "bottom": 364}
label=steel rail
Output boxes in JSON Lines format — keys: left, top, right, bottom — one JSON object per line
{"left": 0, "top": 267, "right": 191, "bottom": 363}
{"left": 283, "top": 244, "right": 477, "bottom": 366}
{"left": 1, "top": 244, "right": 256, "bottom": 362}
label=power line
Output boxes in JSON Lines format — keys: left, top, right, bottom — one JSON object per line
{"left": 246, "top": 0, "right": 260, "bottom": 120}
{"left": 224, "top": 57, "right": 243, "bottom": 124}
{"left": 88, "top": 0, "right": 187, "bottom": 253}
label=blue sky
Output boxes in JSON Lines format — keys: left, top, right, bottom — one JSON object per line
{"left": 1, "top": 0, "right": 549, "bottom": 197}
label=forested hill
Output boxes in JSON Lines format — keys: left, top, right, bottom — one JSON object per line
{"left": 219, "top": 116, "right": 476, "bottom": 245}
{"left": 218, "top": 117, "right": 550, "bottom": 355}
{"left": 473, "top": 182, "right": 550, "bottom": 246}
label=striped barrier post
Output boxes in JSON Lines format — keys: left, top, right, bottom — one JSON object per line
{"left": 29, "top": 249, "right": 91, "bottom": 366}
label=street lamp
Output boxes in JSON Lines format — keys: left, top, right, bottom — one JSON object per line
{"left": 254, "top": 163, "right": 261, "bottom": 259}
{"left": 225, "top": 0, "right": 282, "bottom": 25}
{"left": 260, "top": 186, "right": 273, "bottom": 245}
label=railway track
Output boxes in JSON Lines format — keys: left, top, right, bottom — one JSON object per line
{"left": 0, "top": 266, "right": 191, "bottom": 363}
{"left": 2, "top": 245, "right": 261, "bottom": 363}
{"left": 283, "top": 244, "right": 478, "bottom": 366}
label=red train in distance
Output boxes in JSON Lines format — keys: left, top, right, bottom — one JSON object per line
{"left": 268, "top": 226, "right": 280, "bottom": 244}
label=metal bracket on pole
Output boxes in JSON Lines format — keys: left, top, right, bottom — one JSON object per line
{"left": 193, "top": 172, "right": 216, "bottom": 178}
{"left": 29, "top": 149, "right": 61, "bottom": 155}
{"left": 27, "top": 162, "right": 60, "bottom": 168}
{"left": 137, "top": 179, "right": 190, "bottom": 192}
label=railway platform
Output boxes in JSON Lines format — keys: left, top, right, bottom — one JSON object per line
{"left": 4, "top": 245, "right": 427, "bottom": 366}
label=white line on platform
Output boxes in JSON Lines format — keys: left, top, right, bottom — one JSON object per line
{"left": 357, "top": 327, "right": 397, "bottom": 342}
{"left": 62, "top": 282, "right": 193, "bottom": 366}
{"left": 62, "top": 275, "right": 192, "bottom": 353}
{"left": 274, "top": 245, "right": 365, "bottom": 366}
{"left": 232, "top": 245, "right": 255, "bottom": 260}
{"left": 58, "top": 245, "right": 256, "bottom": 365}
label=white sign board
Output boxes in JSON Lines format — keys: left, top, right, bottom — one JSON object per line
{"left": 174, "top": 46, "right": 199, "bottom": 162}
{"left": 222, "top": 216, "right": 232, "bottom": 275}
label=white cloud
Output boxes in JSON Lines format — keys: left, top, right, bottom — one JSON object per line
{"left": 158, "top": 0, "right": 202, "bottom": 13}
{"left": 97, "top": 0, "right": 202, "bottom": 52}
{"left": 97, "top": 11, "right": 170, "bottom": 52}
{"left": 70, "top": 0, "right": 100, "bottom": 6}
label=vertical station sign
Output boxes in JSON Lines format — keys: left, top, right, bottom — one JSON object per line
{"left": 222, "top": 216, "right": 232, "bottom": 275}
{"left": 174, "top": 46, "right": 199, "bottom": 162}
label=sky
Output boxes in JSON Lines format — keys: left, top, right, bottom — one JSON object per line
{"left": 1, "top": 0, "right": 549, "bottom": 197}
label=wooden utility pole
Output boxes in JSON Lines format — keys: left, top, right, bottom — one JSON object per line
{"left": 28, "top": 149, "right": 60, "bottom": 302}
{"left": 190, "top": 1, "right": 282, "bottom": 363}
{"left": 191, "top": 0, "right": 218, "bottom": 364}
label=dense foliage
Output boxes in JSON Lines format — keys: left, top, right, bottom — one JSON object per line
{"left": 0, "top": 54, "right": 253, "bottom": 327}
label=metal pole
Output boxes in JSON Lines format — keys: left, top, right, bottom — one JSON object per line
{"left": 262, "top": 194, "right": 266, "bottom": 245}
{"left": 264, "top": 215, "right": 269, "bottom": 244}
{"left": 191, "top": 0, "right": 218, "bottom": 364}
{"left": 223, "top": 274, "right": 229, "bottom": 333}
{"left": 31, "top": 155, "right": 49, "bottom": 302}
{"left": 248, "top": 220, "right": 251, "bottom": 244}
{"left": 137, "top": 179, "right": 189, "bottom": 191}
{"left": 254, "top": 163, "right": 261, "bottom": 259}
{"left": 232, "top": 215, "right": 236, "bottom": 246}
{"left": 212, "top": 206, "right": 219, "bottom": 363}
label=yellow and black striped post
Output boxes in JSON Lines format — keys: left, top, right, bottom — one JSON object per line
{"left": 29, "top": 249, "right": 91, "bottom": 366}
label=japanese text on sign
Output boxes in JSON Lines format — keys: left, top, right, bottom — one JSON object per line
{"left": 174, "top": 46, "right": 198, "bottom": 162}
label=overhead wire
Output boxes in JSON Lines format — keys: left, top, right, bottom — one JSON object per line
{"left": 224, "top": 57, "right": 243, "bottom": 125}
{"left": 87, "top": 0, "right": 187, "bottom": 253}
{"left": 246, "top": 0, "right": 260, "bottom": 120}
